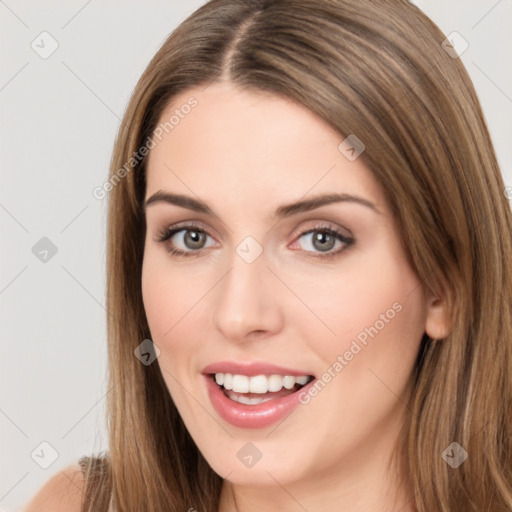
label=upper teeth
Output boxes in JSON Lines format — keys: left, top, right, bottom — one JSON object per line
{"left": 215, "top": 373, "right": 310, "bottom": 394}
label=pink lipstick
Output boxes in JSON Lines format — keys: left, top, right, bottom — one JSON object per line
{"left": 202, "top": 361, "right": 315, "bottom": 429}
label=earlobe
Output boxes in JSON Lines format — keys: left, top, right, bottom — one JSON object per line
{"left": 424, "top": 295, "right": 451, "bottom": 340}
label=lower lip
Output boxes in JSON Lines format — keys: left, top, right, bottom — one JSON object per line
{"left": 204, "top": 375, "right": 315, "bottom": 429}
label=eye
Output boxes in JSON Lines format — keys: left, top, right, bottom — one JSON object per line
{"left": 155, "top": 223, "right": 215, "bottom": 258}
{"left": 291, "top": 224, "right": 354, "bottom": 259}
{"left": 154, "top": 222, "right": 355, "bottom": 260}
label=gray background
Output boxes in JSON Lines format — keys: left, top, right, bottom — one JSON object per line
{"left": 1, "top": 1, "right": 511, "bottom": 510}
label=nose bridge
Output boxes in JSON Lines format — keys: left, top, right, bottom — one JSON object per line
{"left": 212, "top": 244, "right": 283, "bottom": 340}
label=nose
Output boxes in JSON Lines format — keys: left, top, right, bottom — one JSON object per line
{"left": 212, "top": 251, "right": 284, "bottom": 343}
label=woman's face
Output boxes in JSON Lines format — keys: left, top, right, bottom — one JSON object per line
{"left": 141, "top": 82, "right": 440, "bottom": 490}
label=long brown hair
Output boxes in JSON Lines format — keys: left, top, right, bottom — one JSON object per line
{"left": 80, "top": 0, "right": 512, "bottom": 510}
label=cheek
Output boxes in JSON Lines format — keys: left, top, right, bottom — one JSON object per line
{"left": 141, "top": 252, "right": 202, "bottom": 349}
{"left": 141, "top": 259, "right": 198, "bottom": 411}
{"left": 284, "top": 245, "right": 425, "bottom": 370}
{"left": 141, "top": 249, "right": 222, "bottom": 393}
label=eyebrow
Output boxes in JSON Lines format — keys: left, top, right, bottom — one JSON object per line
{"left": 144, "top": 191, "right": 380, "bottom": 218}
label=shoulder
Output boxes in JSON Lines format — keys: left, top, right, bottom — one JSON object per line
{"left": 23, "top": 464, "right": 85, "bottom": 512}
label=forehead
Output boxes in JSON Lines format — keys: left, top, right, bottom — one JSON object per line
{"left": 145, "top": 82, "right": 385, "bottom": 212}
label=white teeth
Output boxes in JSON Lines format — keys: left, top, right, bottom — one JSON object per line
{"left": 223, "top": 373, "right": 233, "bottom": 390}
{"left": 283, "top": 376, "right": 295, "bottom": 390}
{"left": 249, "top": 375, "right": 268, "bottom": 393}
{"left": 268, "top": 374, "right": 283, "bottom": 392}
{"left": 295, "top": 375, "right": 309, "bottom": 385}
{"left": 227, "top": 390, "right": 274, "bottom": 405}
{"left": 232, "top": 374, "right": 249, "bottom": 393}
{"left": 214, "top": 373, "right": 311, "bottom": 394}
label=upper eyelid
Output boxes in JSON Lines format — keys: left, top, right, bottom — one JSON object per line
{"left": 156, "top": 216, "right": 352, "bottom": 235}
{"left": 159, "top": 219, "right": 349, "bottom": 235}
{"left": 291, "top": 221, "right": 352, "bottom": 238}
{"left": 154, "top": 220, "right": 217, "bottom": 241}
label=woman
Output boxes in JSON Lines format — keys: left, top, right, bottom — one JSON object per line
{"left": 25, "top": 0, "right": 512, "bottom": 511}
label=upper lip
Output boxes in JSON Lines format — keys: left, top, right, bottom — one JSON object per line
{"left": 202, "top": 361, "right": 315, "bottom": 377}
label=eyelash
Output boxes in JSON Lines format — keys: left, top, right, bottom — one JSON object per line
{"left": 155, "top": 222, "right": 355, "bottom": 260}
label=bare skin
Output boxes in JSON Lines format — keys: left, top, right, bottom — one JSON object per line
{"left": 142, "top": 81, "right": 450, "bottom": 512}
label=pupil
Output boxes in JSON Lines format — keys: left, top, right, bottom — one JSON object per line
{"left": 313, "top": 231, "right": 335, "bottom": 252}
{"left": 185, "top": 230, "right": 205, "bottom": 249}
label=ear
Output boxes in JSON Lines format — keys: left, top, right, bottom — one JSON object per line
{"left": 424, "top": 291, "right": 451, "bottom": 340}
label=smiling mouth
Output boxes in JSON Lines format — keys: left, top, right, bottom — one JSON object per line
{"left": 210, "top": 373, "right": 315, "bottom": 405}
